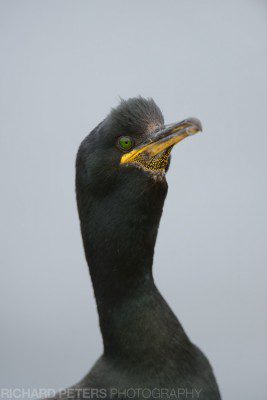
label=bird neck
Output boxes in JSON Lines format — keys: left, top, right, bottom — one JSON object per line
{"left": 77, "top": 174, "right": 170, "bottom": 356}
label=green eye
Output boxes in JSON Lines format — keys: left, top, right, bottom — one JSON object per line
{"left": 118, "top": 136, "right": 134, "bottom": 151}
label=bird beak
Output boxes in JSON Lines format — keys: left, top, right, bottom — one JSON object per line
{"left": 120, "top": 117, "right": 202, "bottom": 165}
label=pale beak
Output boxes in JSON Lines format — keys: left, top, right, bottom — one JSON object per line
{"left": 120, "top": 117, "right": 202, "bottom": 165}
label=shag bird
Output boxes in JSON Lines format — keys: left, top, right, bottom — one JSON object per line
{"left": 53, "top": 97, "right": 221, "bottom": 399}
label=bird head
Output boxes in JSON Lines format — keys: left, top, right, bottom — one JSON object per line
{"left": 76, "top": 97, "right": 202, "bottom": 197}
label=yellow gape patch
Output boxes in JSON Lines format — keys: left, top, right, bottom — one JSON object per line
{"left": 130, "top": 147, "right": 172, "bottom": 173}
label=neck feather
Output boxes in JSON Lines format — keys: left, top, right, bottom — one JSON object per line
{"left": 76, "top": 174, "right": 183, "bottom": 357}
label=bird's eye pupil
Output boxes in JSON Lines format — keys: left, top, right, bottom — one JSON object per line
{"left": 118, "top": 136, "right": 133, "bottom": 151}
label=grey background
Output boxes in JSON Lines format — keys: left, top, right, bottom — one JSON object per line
{"left": 0, "top": 1, "right": 266, "bottom": 399}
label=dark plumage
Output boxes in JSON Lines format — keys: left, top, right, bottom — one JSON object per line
{"left": 51, "top": 97, "right": 221, "bottom": 400}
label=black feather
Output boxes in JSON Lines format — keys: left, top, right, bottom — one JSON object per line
{"left": 51, "top": 97, "right": 221, "bottom": 400}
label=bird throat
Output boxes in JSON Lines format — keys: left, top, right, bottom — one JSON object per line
{"left": 130, "top": 147, "right": 172, "bottom": 173}
{"left": 76, "top": 161, "right": 170, "bottom": 358}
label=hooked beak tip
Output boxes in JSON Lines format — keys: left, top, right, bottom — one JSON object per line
{"left": 184, "top": 117, "right": 203, "bottom": 135}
